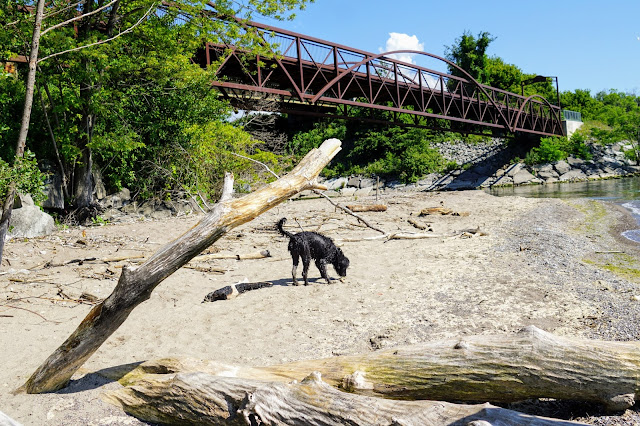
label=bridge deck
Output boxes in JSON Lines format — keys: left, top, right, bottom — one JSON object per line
{"left": 197, "top": 21, "right": 564, "bottom": 137}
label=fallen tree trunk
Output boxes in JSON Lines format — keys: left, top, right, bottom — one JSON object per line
{"left": 104, "top": 370, "right": 586, "bottom": 425}
{"left": 18, "top": 139, "right": 342, "bottom": 394}
{"left": 115, "top": 326, "right": 640, "bottom": 412}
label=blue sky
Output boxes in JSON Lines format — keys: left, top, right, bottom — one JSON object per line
{"left": 258, "top": 0, "right": 640, "bottom": 95}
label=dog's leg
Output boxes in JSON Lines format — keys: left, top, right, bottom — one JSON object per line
{"left": 302, "top": 256, "right": 311, "bottom": 286}
{"left": 315, "top": 258, "right": 331, "bottom": 284}
{"left": 291, "top": 253, "right": 300, "bottom": 286}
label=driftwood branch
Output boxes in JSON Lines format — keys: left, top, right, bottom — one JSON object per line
{"left": 18, "top": 139, "right": 342, "bottom": 394}
{"left": 113, "top": 326, "right": 640, "bottom": 413}
{"left": 233, "top": 151, "right": 388, "bottom": 235}
{"left": 337, "top": 227, "right": 485, "bottom": 243}
{"left": 345, "top": 204, "right": 387, "bottom": 212}
{"left": 203, "top": 280, "right": 273, "bottom": 302}
{"left": 104, "top": 370, "right": 585, "bottom": 425}
{"left": 193, "top": 249, "right": 271, "bottom": 261}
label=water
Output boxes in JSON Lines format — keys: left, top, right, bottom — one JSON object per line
{"left": 487, "top": 176, "right": 640, "bottom": 243}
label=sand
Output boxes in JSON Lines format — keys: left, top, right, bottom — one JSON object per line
{"left": 1, "top": 188, "right": 640, "bottom": 425}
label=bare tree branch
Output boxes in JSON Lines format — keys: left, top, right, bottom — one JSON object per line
{"left": 38, "top": 2, "right": 156, "bottom": 63}
{"left": 41, "top": 0, "right": 118, "bottom": 35}
{"left": 42, "top": 1, "right": 86, "bottom": 21}
{"left": 231, "top": 152, "right": 387, "bottom": 235}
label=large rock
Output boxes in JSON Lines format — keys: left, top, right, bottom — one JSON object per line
{"left": 42, "top": 171, "right": 65, "bottom": 209}
{"left": 513, "top": 169, "right": 536, "bottom": 185}
{"left": 7, "top": 195, "right": 56, "bottom": 238}
{"left": 566, "top": 157, "right": 586, "bottom": 168}
{"left": 558, "top": 169, "right": 587, "bottom": 182}
{"left": 537, "top": 169, "right": 559, "bottom": 179}
{"left": 553, "top": 160, "right": 571, "bottom": 175}
{"left": 346, "top": 176, "right": 361, "bottom": 188}
{"left": 325, "top": 177, "right": 348, "bottom": 191}
{"left": 505, "top": 163, "right": 525, "bottom": 177}
{"left": 100, "top": 188, "right": 131, "bottom": 209}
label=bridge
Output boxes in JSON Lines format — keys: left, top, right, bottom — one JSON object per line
{"left": 197, "top": 20, "right": 565, "bottom": 137}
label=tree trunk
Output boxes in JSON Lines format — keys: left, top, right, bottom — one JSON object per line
{"left": 18, "top": 139, "right": 341, "bottom": 394}
{"left": 104, "top": 370, "right": 587, "bottom": 425}
{"left": 114, "top": 326, "right": 640, "bottom": 413}
{"left": 73, "top": 145, "right": 94, "bottom": 209}
{"left": 0, "top": 0, "right": 46, "bottom": 266}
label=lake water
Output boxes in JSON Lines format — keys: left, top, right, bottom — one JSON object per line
{"left": 487, "top": 176, "right": 640, "bottom": 243}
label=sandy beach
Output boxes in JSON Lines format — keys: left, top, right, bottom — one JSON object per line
{"left": 2, "top": 188, "right": 640, "bottom": 425}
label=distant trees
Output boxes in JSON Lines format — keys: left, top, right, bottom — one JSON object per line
{"left": 561, "top": 89, "right": 640, "bottom": 145}
{"left": 444, "top": 30, "right": 556, "bottom": 100}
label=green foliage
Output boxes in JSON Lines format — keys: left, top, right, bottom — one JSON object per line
{"left": 524, "top": 136, "right": 592, "bottom": 165}
{"left": 0, "top": 151, "right": 47, "bottom": 204}
{"left": 289, "top": 122, "right": 347, "bottom": 155}
{"left": 146, "top": 121, "right": 290, "bottom": 200}
{"left": 561, "top": 89, "right": 640, "bottom": 144}
{"left": 445, "top": 31, "right": 495, "bottom": 83}
{"left": 0, "top": 74, "right": 25, "bottom": 161}
{"left": 289, "top": 121, "right": 445, "bottom": 183}
{"left": 484, "top": 56, "right": 523, "bottom": 93}
{"left": 445, "top": 32, "right": 557, "bottom": 106}
{"left": 1, "top": 0, "right": 313, "bottom": 207}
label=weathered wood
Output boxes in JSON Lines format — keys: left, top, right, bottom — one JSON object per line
{"left": 418, "top": 207, "right": 469, "bottom": 217}
{"left": 345, "top": 204, "right": 387, "bottom": 212}
{"left": 203, "top": 281, "right": 273, "bottom": 302}
{"left": 407, "top": 218, "right": 429, "bottom": 230}
{"left": 193, "top": 249, "right": 271, "bottom": 261}
{"left": 18, "top": 139, "right": 342, "bottom": 394}
{"left": 116, "top": 326, "right": 640, "bottom": 412}
{"left": 104, "top": 370, "right": 586, "bottom": 425}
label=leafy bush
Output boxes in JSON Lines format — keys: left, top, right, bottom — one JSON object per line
{"left": 524, "top": 136, "right": 592, "bottom": 165}
{"left": 0, "top": 151, "right": 47, "bottom": 204}
{"left": 142, "top": 121, "right": 290, "bottom": 201}
{"left": 288, "top": 122, "right": 347, "bottom": 156}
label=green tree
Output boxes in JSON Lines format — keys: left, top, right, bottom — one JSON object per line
{"left": 1, "top": 0, "right": 312, "bottom": 207}
{"left": 444, "top": 31, "right": 495, "bottom": 84}
{"left": 484, "top": 56, "right": 523, "bottom": 92}
{"left": 561, "top": 89, "right": 640, "bottom": 143}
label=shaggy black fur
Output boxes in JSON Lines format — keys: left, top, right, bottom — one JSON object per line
{"left": 277, "top": 218, "right": 349, "bottom": 286}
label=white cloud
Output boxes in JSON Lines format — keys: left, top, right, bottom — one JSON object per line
{"left": 381, "top": 32, "right": 424, "bottom": 64}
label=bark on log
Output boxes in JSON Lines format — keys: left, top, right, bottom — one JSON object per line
{"left": 193, "top": 249, "right": 271, "bottom": 261}
{"left": 18, "top": 138, "right": 342, "bottom": 394}
{"left": 345, "top": 204, "right": 388, "bottom": 212}
{"left": 104, "top": 370, "right": 586, "bottom": 425}
{"left": 116, "top": 326, "right": 640, "bottom": 412}
{"left": 203, "top": 281, "right": 273, "bottom": 302}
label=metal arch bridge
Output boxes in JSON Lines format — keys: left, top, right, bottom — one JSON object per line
{"left": 196, "top": 20, "right": 564, "bottom": 137}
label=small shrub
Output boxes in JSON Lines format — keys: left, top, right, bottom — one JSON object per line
{"left": 0, "top": 150, "right": 47, "bottom": 204}
{"left": 524, "top": 135, "right": 592, "bottom": 165}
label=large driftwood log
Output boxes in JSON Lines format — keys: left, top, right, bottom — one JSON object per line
{"left": 18, "top": 139, "right": 342, "bottom": 394}
{"left": 104, "top": 371, "right": 585, "bottom": 425}
{"left": 115, "top": 326, "right": 640, "bottom": 412}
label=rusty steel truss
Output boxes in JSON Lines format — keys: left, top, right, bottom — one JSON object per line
{"left": 197, "top": 20, "right": 564, "bottom": 137}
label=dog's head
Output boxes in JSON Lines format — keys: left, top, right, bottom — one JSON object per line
{"left": 334, "top": 250, "right": 350, "bottom": 277}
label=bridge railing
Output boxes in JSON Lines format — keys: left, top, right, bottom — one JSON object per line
{"left": 204, "top": 18, "right": 564, "bottom": 136}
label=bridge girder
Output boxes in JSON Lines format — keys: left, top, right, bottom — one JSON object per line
{"left": 197, "top": 21, "right": 564, "bottom": 137}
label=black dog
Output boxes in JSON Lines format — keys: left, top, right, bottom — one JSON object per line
{"left": 277, "top": 218, "right": 349, "bottom": 286}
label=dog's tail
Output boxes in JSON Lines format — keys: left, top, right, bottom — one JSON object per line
{"left": 277, "top": 217, "right": 293, "bottom": 239}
